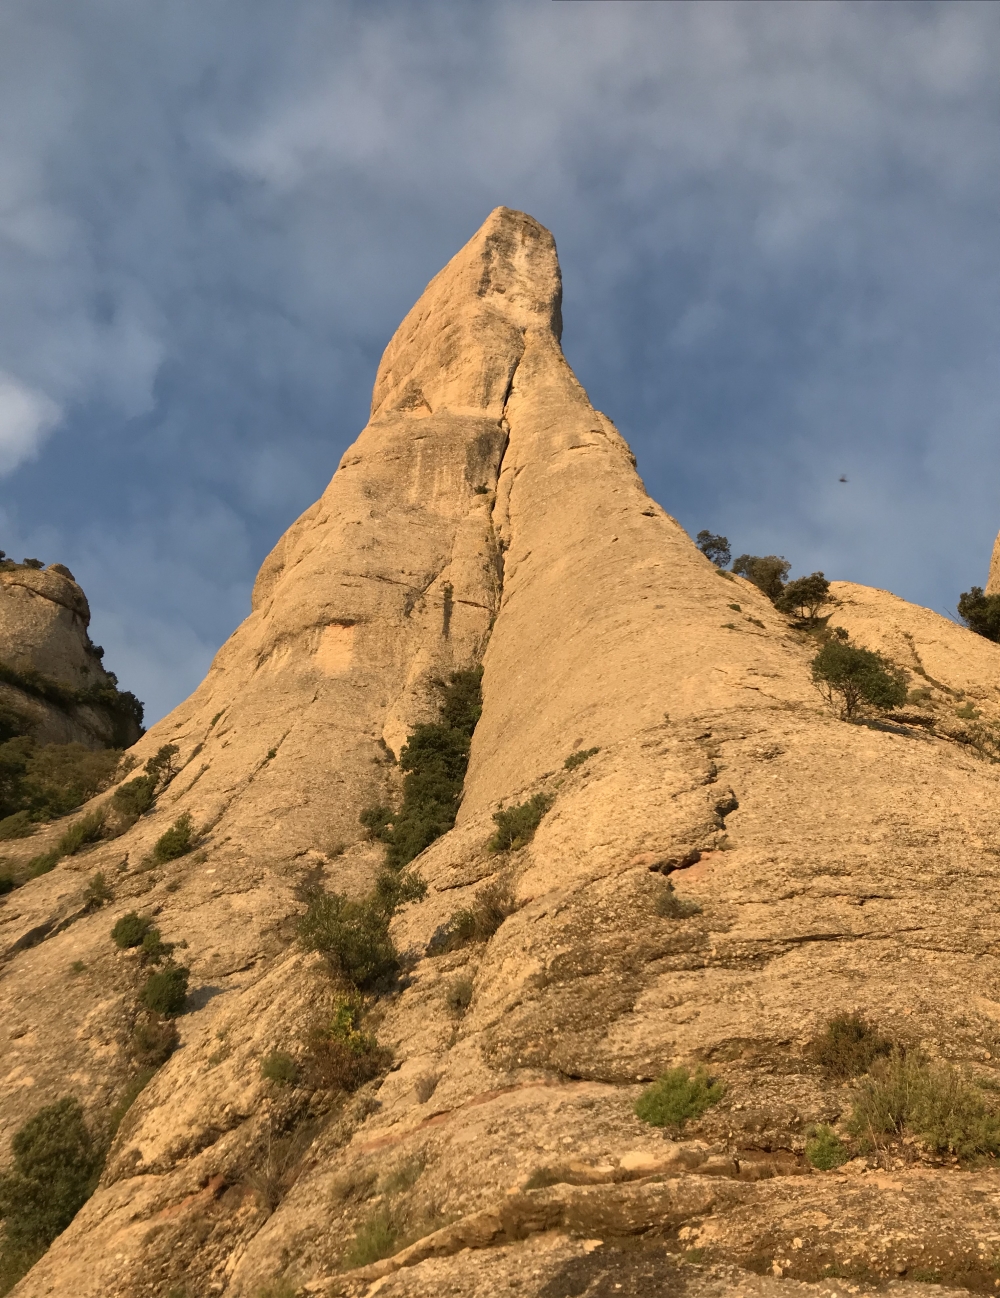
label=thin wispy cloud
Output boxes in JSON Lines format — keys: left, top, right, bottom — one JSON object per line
{"left": 1, "top": 0, "right": 999, "bottom": 719}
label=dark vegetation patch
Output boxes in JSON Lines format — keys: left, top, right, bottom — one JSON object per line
{"left": 301, "top": 995, "right": 392, "bottom": 1093}
{"left": 0, "top": 1097, "right": 101, "bottom": 1292}
{"left": 152, "top": 812, "right": 195, "bottom": 863}
{"left": 812, "top": 635, "right": 908, "bottom": 721}
{"left": 634, "top": 1066, "right": 725, "bottom": 1130}
{"left": 812, "top": 1012, "right": 893, "bottom": 1079}
{"left": 958, "top": 587, "right": 1000, "bottom": 643}
{"left": 804, "top": 1124, "right": 850, "bottom": 1170}
{"left": 427, "top": 877, "right": 518, "bottom": 955}
{"left": 362, "top": 667, "right": 483, "bottom": 871}
{"left": 564, "top": 746, "right": 599, "bottom": 771}
{"left": 0, "top": 657, "right": 143, "bottom": 748}
{"left": 849, "top": 1050, "right": 1000, "bottom": 1158}
{"left": 488, "top": 792, "right": 552, "bottom": 852}
{"left": 298, "top": 888, "right": 402, "bottom": 990}
{"left": 0, "top": 739, "right": 120, "bottom": 826}
{"left": 140, "top": 966, "right": 189, "bottom": 1017}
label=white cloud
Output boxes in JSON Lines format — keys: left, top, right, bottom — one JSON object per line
{"left": 0, "top": 372, "right": 60, "bottom": 474}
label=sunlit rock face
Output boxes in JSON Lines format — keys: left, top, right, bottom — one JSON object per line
{"left": 7, "top": 209, "right": 1000, "bottom": 1298}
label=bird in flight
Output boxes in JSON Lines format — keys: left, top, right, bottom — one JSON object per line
{"left": 839, "top": 475, "right": 848, "bottom": 483}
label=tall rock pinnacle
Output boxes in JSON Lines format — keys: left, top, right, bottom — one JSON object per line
{"left": 8, "top": 209, "right": 1000, "bottom": 1298}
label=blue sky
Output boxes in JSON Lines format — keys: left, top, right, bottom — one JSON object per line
{"left": 2, "top": 0, "right": 1000, "bottom": 723}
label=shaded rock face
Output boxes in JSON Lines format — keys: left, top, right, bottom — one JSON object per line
{"left": 6, "top": 210, "right": 1000, "bottom": 1298}
{"left": 0, "top": 562, "right": 140, "bottom": 748}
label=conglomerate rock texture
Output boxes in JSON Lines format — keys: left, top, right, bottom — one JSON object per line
{"left": 5, "top": 209, "right": 1000, "bottom": 1298}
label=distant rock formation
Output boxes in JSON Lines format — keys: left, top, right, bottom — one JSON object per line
{"left": 986, "top": 530, "right": 1000, "bottom": 594}
{"left": 0, "top": 559, "right": 142, "bottom": 748}
{"left": 6, "top": 210, "right": 1000, "bottom": 1298}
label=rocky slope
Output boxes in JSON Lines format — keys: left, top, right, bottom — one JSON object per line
{"left": 5, "top": 208, "right": 1000, "bottom": 1298}
{"left": 0, "top": 560, "right": 142, "bottom": 748}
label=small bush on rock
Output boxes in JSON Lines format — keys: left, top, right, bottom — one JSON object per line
{"left": 634, "top": 1066, "right": 725, "bottom": 1130}
{"left": 811, "top": 640, "right": 907, "bottom": 720}
{"left": 805, "top": 1124, "right": 850, "bottom": 1170}
{"left": 83, "top": 871, "right": 112, "bottom": 911}
{"left": 261, "top": 1051, "right": 299, "bottom": 1087}
{"left": 731, "top": 554, "right": 790, "bottom": 600}
{"left": 813, "top": 1012, "right": 893, "bottom": 1079}
{"left": 696, "top": 531, "right": 731, "bottom": 568}
{"left": 342, "top": 1206, "right": 399, "bottom": 1268}
{"left": 776, "top": 572, "right": 831, "bottom": 623}
{"left": 130, "top": 1013, "right": 180, "bottom": 1070}
{"left": 849, "top": 1049, "right": 1000, "bottom": 1157}
{"left": 153, "top": 812, "right": 194, "bottom": 863}
{"left": 958, "top": 587, "right": 1000, "bottom": 643}
{"left": 564, "top": 746, "right": 599, "bottom": 771}
{"left": 112, "top": 774, "right": 157, "bottom": 821}
{"left": 57, "top": 809, "right": 106, "bottom": 856}
{"left": 302, "top": 996, "right": 392, "bottom": 1093}
{"left": 140, "top": 965, "right": 189, "bottom": 1017}
{"left": 299, "top": 889, "right": 399, "bottom": 990}
{"left": 488, "top": 793, "right": 553, "bottom": 852}
{"left": 426, "top": 877, "right": 518, "bottom": 954}
{"left": 111, "top": 911, "right": 155, "bottom": 949}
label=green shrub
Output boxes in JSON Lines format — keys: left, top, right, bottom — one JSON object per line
{"left": 634, "top": 1066, "right": 726, "bottom": 1129}
{"left": 130, "top": 1012, "right": 179, "bottom": 1070}
{"left": 776, "top": 572, "right": 831, "bottom": 623}
{"left": 153, "top": 812, "right": 194, "bottom": 863}
{"left": 805, "top": 1124, "right": 850, "bottom": 1170}
{"left": 695, "top": 531, "right": 731, "bottom": 568}
{"left": 111, "top": 911, "right": 155, "bottom": 948}
{"left": 372, "top": 867, "right": 427, "bottom": 914}
{"left": 655, "top": 880, "right": 702, "bottom": 919}
{"left": 57, "top": 808, "right": 106, "bottom": 856}
{"left": 364, "top": 668, "right": 483, "bottom": 873}
{"left": 0, "top": 1097, "right": 100, "bottom": 1262}
{"left": 342, "top": 1206, "right": 399, "bottom": 1268}
{"left": 139, "top": 927, "right": 175, "bottom": 964}
{"left": 848, "top": 1049, "right": 1000, "bottom": 1157}
{"left": 139, "top": 965, "right": 189, "bottom": 1017}
{"left": 112, "top": 773, "right": 157, "bottom": 820}
{"left": 813, "top": 1012, "right": 893, "bottom": 1079}
{"left": 26, "top": 848, "right": 61, "bottom": 877}
{"left": 731, "top": 554, "right": 790, "bottom": 600}
{"left": 811, "top": 639, "right": 908, "bottom": 720}
{"left": 488, "top": 792, "right": 553, "bottom": 852}
{"left": 445, "top": 976, "right": 474, "bottom": 1014}
{"left": 261, "top": 1051, "right": 299, "bottom": 1086}
{"left": 298, "top": 889, "right": 399, "bottom": 990}
{"left": 427, "top": 877, "right": 518, "bottom": 954}
{"left": 0, "top": 873, "right": 14, "bottom": 895}
{"left": 0, "top": 810, "right": 34, "bottom": 840}
{"left": 144, "top": 744, "right": 179, "bottom": 781}
{"left": 958, "top": 587, "right": 1000, "bottom": 642}
{"left": 564, "top": 746, "right": 599, "bottom": 771}
{"left": 22, "top": 744, "right": 120, "bottom": 819}
{"left": 302, "top": 996, "right": 392, "bottom": 1092}
{"left": 83, "top": 871, "right": 112, "bottom": 910}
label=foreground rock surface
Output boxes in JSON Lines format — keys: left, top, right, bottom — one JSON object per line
{"left": 5, "top": 209, "right": 1000, "bottom": 1298}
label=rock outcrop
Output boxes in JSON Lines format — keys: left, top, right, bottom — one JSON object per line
{"left": 5, "top": 209, "right": 1000, "bottom": 1298}
{"left": 986, "top": 531, "right": 1000, "bottom": 595}
{"left": 0, "top": 561, "right": 142, "bottom": 748}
